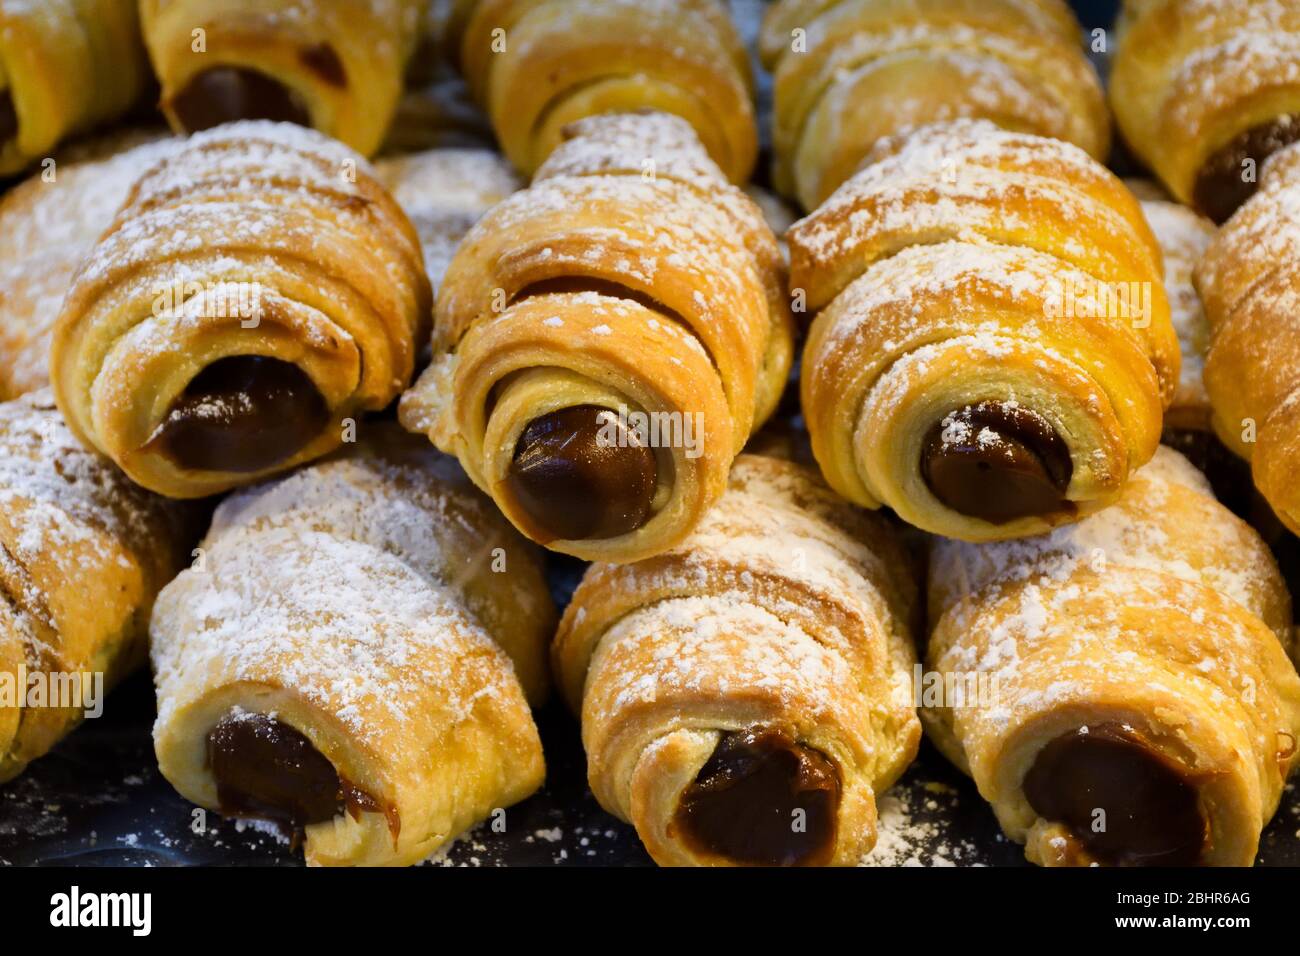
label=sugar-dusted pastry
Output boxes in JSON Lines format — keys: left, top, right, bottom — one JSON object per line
{"left": 0, "top": 130, "right": 178, "bottom": 402}
{"left": 927, "top": 447, "right": 1300, "bottom": 866}
{"left": 399, "top": 111, "right": 794, "bottom": 563}
{"left": 554, "top": 453, "right": 919, "bottom": 866}
{"left": 761, "top": 0, "right": 1108, "bottom": 210}
{"left": 374, "top": 147, "right": 521, "bottom": 297}
{"left": 791, "top": 120, "right": 1175, "bottom": 542}
{"left": 1112, "top": 0, "right": 1300, "bottom": 224}
{"left": 1129, "top": 187, "right": 1217, "bottom": 431}
{"left": 1196, "top": 142, "right": 1300, "bottom": 535}
{"left": 150, "top": 424, "right": 553, "bottom": 867}
{"left": 51, "top": 121, "right": 431, "bottom": 499}
{"left": 139, "top": 0, "right": 425, "bottom": 156}
{"left": 447, "top": 0, "right": 757, "bottom": 182}
{"left": 0, "top": 389, "right": 200, "bottom": 783}
{"left": 0, "top": 0, "right": 151, "bottom": 176}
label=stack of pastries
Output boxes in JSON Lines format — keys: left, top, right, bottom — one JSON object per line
{"left": 1, "top": 0, "right": 1299, "bottom": 871}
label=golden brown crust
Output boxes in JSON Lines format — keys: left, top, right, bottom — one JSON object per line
{"left": 150, "top": 423, "right": 553, "bottom": 866}
{"left": 762, "top": 0, "right": 1108, "bottom": 209}
{"left": 0, "top": 389, "right": 201, "bottom": 783}
{"left": 450, "top": 0, "right": 757, "bottom": 182}
{"left": 926, "top": 447, "right": 1300, "bottom": 866}
{"left": 791, "top": 120, "right": 1175, "bottom": 541}
{"left": 554, "top": 454, "right": 920, "bottom": 866}
{"left": 50, "top": 121, "right": 431, "bottom": 499}
{"left": 399, "top": 112, "right": 794, "bottom": 563}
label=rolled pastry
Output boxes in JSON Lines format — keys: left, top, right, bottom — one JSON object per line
{"left": 926, "top": 447, "right": 1300, "bottom": 866}
{"left": 1111, "top": 0, "right": 1300, "bottom": 224}
{"left": 791, "top": 120, "right": 1176, "bottom": 542}
{"left": 448, "top": 0, "right": 758, "bottom": 182}
{"left": 761, "top": 0, "right": 1108, "bottom": 210}
{"left": 150, "top": 424, "right": 553, "bottom": 867}
{"left": 553, "top": 453, "right": 920, "bottom": 866}
{"left": 1196, "top": 143, "right": 1300, "bottom": 535}
{"left": 139, "top": 0, "right": 425, "bottom": 157}
{"left": 399, "top": 111, "right": 794, "bottom": 563}
{"left": 0, "top": 130, "right": 178, "bottom": 402}
{"left": 51, "top": 121, "right": 431, "bottom": 499}
{"left": 0, "top": 0, "right": 150, "bottom": 176}
{"left": 0, "top": 389, "right": 200, "bottom": 783}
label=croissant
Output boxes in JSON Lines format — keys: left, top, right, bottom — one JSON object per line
{"left": 553, "top": 453, "right": 920, "bottom": 866}
{"left": 0, "top": 131, "right": 178, "bottom": 402}
{"left": 0, "top": 389, "right": 200, "bottom": 783}
{"left": 1111, "top": 0, "right": 1300, "bottom": 224}
{"left": 139, "top": 0, "right": 425, "bottom": 156}
{"left": 1196, "top": 143, "right": 1300, "bottom": 535}
{"left": 399, "top": 111, "right": 794, "bottom": 563}
{"left": 761, "top": 0, "right": 1109, "bottom": 210}
{"left": 0, "top": 0, "right": 150, "bottom": 176}
{"left": 447, "top": 0, "right": 757, "bottom": 182}
{"left": 926, "top": 447, "right": 1300, "bottom": 866}
{"left": 50, "top": 121, "right": 431, "bottom": 499}
{"left": 790, "top": 120, "right": 1176, "bottom": 542}
{"left": 150, "top": 424, "right": 553, "bottom": 867}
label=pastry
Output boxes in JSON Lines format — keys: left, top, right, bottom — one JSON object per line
{"left": 139, "top": 0, "right": 425, "bottom": 156}
{"left": 553, "top": 453, "right": 920, "bottom": 866}
{"left": 447, "top": 0, "right": 758, "bottom": 182}
{"left": 761, "top": 0, "right": 1108, "bottom": 210}
{"left": 50, "top": 121, "right": 431, "bottom": 499}
{"left": 0, "top": 0, "right": 151, "bottom": 176}
{"left": 0, "top": 389, "right": 200, "bottom": 783}
{"left": 0, "top": 130, "right": 178, "bottom": 402}
{"left": 926, "top": 446, "right": 1300, "bottom": 866}
{"left": 150, "top": 424, "right": 553, "bottom": 867}
{"left": 791, "top": 120, "right": 1175, "bottom": 542}
{"left": 1111, "top": 0, "right": 1300, "bottom": 224}
{"left": 399, "top": 111, "right": 794, "bottom": 563}
{"left": 373, "top": 147, "right": 521, "bottom": 299}
{"left": 1196, "top": 142, "right": 1300, "bottom": 535}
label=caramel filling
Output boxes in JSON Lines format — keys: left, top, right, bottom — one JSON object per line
{"left": 675, "top": 728, "right": 841, "bottom": 866}
{"left": 206, "top": 713, "right": 394, "bottom": 843}
{"left": 0, "top": 91, "right": 16, "bottom": 146}
{"left": 146, "top": 355, "right": 329, "bottom": 473}
{"left": 1193, "top": 115, "right": 1300, "bottom": 224}
{"left": 921, "top": 401, "right": 1074, "bottom": 524}
{"left": 504, "top": 404, "right": 657, "bottom": 542}
{"left": 1022, "top": 723, "right": 1209, "bottom": 866}
{"left": 170, "top": 66, "right": 311, "bottom": 131}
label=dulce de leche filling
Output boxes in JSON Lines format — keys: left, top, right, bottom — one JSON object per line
{"left": 169, "top": 66, "right": 311, "bottom": 132}
{"left": 1022, "top": 723, "right": 1209, "bottom": 866}
{"left": 504, "top": 404, "right": 657, "bottom": 542}
{"left": 145, "top": 355, "right": 329, "bottom": 473}
{"left": 206, "top": 712, "right": 396, "bottom": 843}
{"left": 1193, "top": 115, "right": 1300, "bottom": 225}
{"left": 921, "top": 401, "right": 1074, "bottom": 524}
{"left": 674, "top": 728, "right": 841, "bottom": 866}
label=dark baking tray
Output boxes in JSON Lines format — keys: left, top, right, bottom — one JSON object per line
{"left": 5, "top": 0, "right": 1299, "bottom": 867}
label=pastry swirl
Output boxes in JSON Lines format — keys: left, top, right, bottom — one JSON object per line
{"left": 0, "top": 0, "right": 150, "bottom": 176}
{"left": 140, "top": 0, "right": 425, "bottom": 156}
{"left": 761, "top": 0, "right": 1108, "bottom": 210}
{"left": 150, "top": 424, "right": 553, "bottom": 866}
{"left": 926, "top": 447, "right": 1300, "bottom": 866}
{"left": 0, "top": 389, "right": 200, "bottom": 783}
{"left": 1111, "top": 0, "right": 1300, "bottom": 223}
{"left": 554, "top": 453, "right": 919, "bottom": 866}
{"left": 447, "top": 0, "right": 757, "bottom": 182}
{"left": 51, "top": 121, "right": 431, "bottom": 499}
{"left": 790, "top": 120, "right": 1175, "bottom": 542}
{"left": 399, "top": 112, "right": 793, "bottom": 563}
{"left": 1196, "top": 143, "right": 1300, "bottom": 534}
